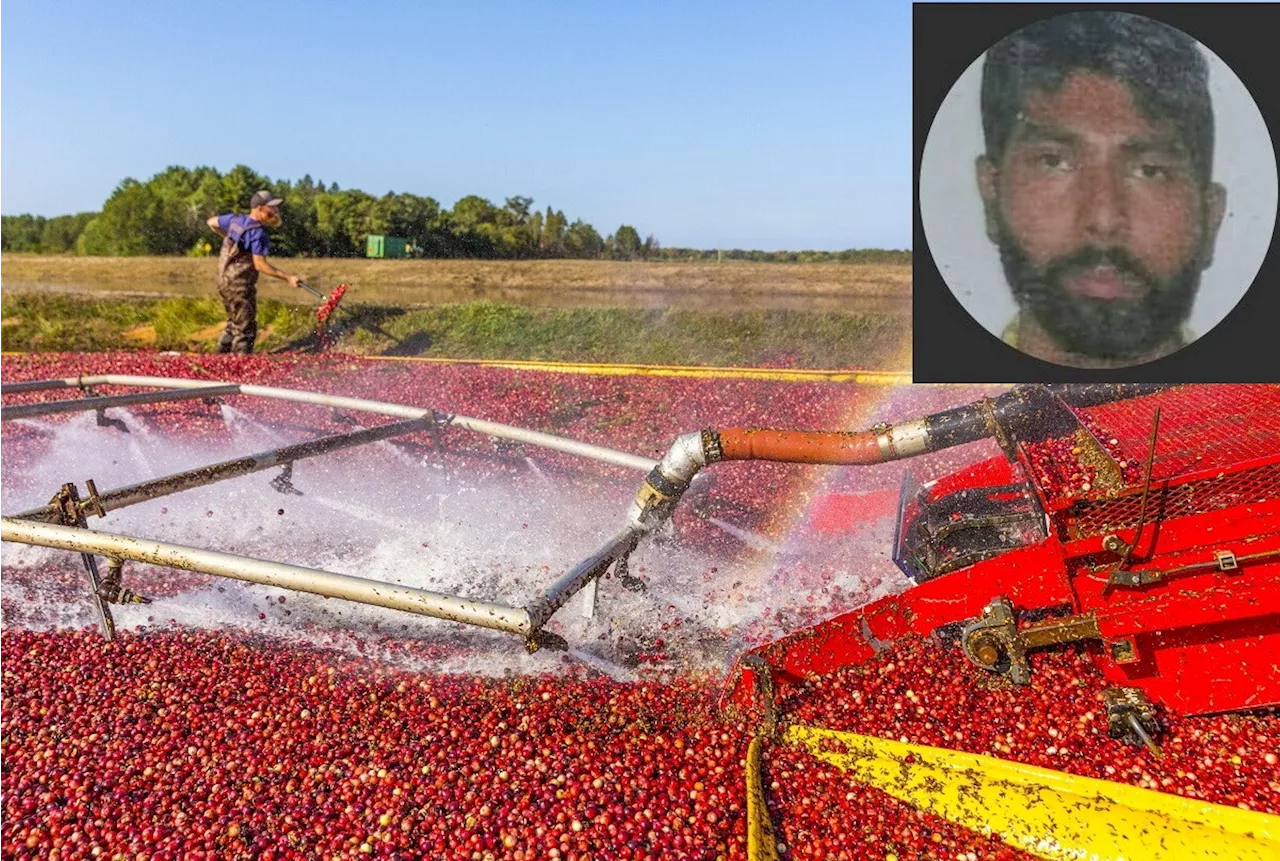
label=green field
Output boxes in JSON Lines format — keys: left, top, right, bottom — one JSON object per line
{"left": 0, "top": 292, "right": 910, "bottom": 370}
{"left": 0, "top": 256, "right": 912, "bottom": 369}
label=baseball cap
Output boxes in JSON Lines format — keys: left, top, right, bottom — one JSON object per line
{"left": 251, "top": 190, "right": 284, "bottom": 209}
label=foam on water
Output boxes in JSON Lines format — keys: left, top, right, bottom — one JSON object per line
{"left": 2, "top": 402, "right": 915, "bottom": 678}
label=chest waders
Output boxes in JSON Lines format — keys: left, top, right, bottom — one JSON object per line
{"left": 215, "top": 222, "right": 261, "bottom": 354}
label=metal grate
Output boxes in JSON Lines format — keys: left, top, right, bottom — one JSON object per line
{"left": 1079, "top": 385, "right": 1280, "bottom": 480}
{"left": 1068, "top": 460, "right": 1280, "bottom": 538}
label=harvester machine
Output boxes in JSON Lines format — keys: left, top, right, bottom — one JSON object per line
{"left": 615, "top": 382, "right": 1280, "bottom": 744}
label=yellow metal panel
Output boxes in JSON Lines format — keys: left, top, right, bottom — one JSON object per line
{"left": 0, "top": 351, "right": 911, "bottom": 383}
{"left": 745, "top": 735, "right": 781, "bottom": 861}
{"left": 369, "top": 355, "right": 912, "bottom": 385}
{"left": 786, "top": 724, "right": 1280, "bottom": 861}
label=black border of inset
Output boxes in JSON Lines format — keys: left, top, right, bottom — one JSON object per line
{"left": 913, "top": 2, "right": 1280, "bottom": 382}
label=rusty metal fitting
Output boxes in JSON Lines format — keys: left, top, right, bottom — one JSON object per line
{"left": 1102, "top": 687, "right": 1162, "bottom": 756}
{"left": 700, "top": 428, "right": 724, "bottom": 464}
{"left": 83, "top": 479, "right": 107, "bottom": 519}
{"left": 96, "top": 558, "right": 152, "bottom": 605}
{"left": 969, "top": 635, "right": 1003, "bottom": 668}
{"left": 626, "top": 431, "right": 708, "bottom": 533}
{"left": 960, "top": 597, "right": 1030, "bottom": 684}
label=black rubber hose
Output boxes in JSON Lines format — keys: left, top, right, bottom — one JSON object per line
{"left": 922, "top": 383, "right": 1175, "bottom": 451}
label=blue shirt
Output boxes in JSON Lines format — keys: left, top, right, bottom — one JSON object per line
{"left": 217, "top": 213, "right": 271, "bottom": 256}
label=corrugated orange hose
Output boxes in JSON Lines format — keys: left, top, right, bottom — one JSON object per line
{"left": 717, "top": 429, "right": 884, "bottom": 465}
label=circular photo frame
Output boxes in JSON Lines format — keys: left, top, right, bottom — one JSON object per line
{"left": 920, "top": 10, "right": 1278, "bottom": 369}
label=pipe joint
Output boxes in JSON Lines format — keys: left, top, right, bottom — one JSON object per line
{"left": 873, "top": 418, "right": 931, "bottom": 461}
{"left": 626, "top": 431, "right": 714, "bottom": 532}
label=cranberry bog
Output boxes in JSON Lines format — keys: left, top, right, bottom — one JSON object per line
{"left": 1, "top": 354, "right": 1277, "bottom": 861}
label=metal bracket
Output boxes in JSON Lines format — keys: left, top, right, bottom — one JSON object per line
{"left": 95, "top": 409, "right": 130, "bottom": 433}
{"left": 79, "top": 383, "right": 130, "bottom": 432}
{"left": 1102, "top": 533, "right": 1131, "bottom": 556}
{"left": 1107, "top": 566, "right": 1162, "bottom": 587}
{"left": 961, "top": 597, "right": 1102, "bottom": 686}
{"left": 1102, "top": 687, "right": 1162, "bottom": 756}
{"left": 614, "top": 553, "right": 646, "bottom": 593}
{"left": 83, "top": 479, "right": 107, "bottom": 519}
{"left": 270, "top": 462, "right": 304, "bottom": 496}
{"left": 961, "top": 597, "right": 1030, "bottom": 684}
{"left": 859, "top": 615, "right": 892, "bottom": 655}
{"left": 49, "top": 482, "right": 116, "bottom": 641}
{"left": 1216, "top": 550, "right": 1239, "bottom": 571}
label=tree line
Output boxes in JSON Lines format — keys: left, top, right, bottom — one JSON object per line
{"left": 1, "top": 164, "right": 911, "bottom": 264}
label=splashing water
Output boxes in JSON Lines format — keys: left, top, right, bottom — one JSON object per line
{"left": 524, "top": 457, "right": 553, "bottom": 486}
{"left": 219, "top": 404, "right": 289, "bottom": 447}
{"left": 705, "top": 516, "right": 785, "bottom": 555}
{"left": 2, "top": 405, "right": 915, "bottom": 678}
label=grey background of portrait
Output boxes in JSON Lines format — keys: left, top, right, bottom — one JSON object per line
{"left": 919, "top": 35, "right": 1277, "bottom": 343}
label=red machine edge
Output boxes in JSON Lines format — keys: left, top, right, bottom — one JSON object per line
{"left": 723, "top": 385, "right": 1280, "bottom": 724}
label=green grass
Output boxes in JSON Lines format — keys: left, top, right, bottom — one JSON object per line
{"left": 0, "top": 293, "right": 909, "bottom": 370}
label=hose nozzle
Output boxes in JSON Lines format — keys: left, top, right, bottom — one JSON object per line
{"left": 626, "top": 430, "right": 719, "bottom": 533}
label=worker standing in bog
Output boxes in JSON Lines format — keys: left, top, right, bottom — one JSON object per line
{"left": 205, "top": 190, "right": 305, "bottom": 354}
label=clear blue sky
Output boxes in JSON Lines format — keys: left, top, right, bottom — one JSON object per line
{"left": 1, "top": 1, "right": 912, "bottom": 250}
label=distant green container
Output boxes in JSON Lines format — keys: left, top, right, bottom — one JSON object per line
{"left": 366, "top": 235, "right": 409, "bottom": 259}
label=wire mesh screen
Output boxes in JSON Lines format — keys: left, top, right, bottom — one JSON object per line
{"left": 1080, "top": 385, "right": 1280, "bottom": 480}
{"left": 1069, "top": 460, "right": 1280, "bottom": 539}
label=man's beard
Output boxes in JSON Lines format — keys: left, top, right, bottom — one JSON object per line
{"left": 993, "top": 214, "right": 1204, "bottom": 361}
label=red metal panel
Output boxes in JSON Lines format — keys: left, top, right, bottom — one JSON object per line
{"left": 1091, "top": 613, "right": 1280, "bottom": 715}
{"left": 722, "top": 541, "right": 1072, "bottom": 712}
{"left": 727, "top": 384, "right": 1280, "bottom": 723}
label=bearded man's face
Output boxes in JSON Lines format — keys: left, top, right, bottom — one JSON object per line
{"left": 977, "top": 71, "right": 1225, "bottom": 361}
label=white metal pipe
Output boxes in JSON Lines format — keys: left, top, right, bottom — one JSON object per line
{"left": 10, "top": 417, "right": 435, "bottom": 523}
{"left": 0, "top": 384, "right": 242, "bottom": 420}
{"left": 1, "top": 374, "right": 657, "bottom": 473}
{"left": 1, "top": 517, "right": 533, "bottom": 635}
{"left": 1, "top": 377, "right": 94, "bottom": 394}
{"left": 525, "top": 529, "right": 638, "bottom": 631}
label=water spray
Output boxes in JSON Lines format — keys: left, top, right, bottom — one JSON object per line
{"left": 1, "top": 376, "right": 1170, "bottom": 654}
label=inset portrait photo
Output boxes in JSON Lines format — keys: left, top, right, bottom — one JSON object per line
{"left": 915, "top": 5, "right": 1279, "bottom": 381}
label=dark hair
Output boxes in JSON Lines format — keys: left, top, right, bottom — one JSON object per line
{"left": 981, "top": 11, "right": 1214, "bottom": 184}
